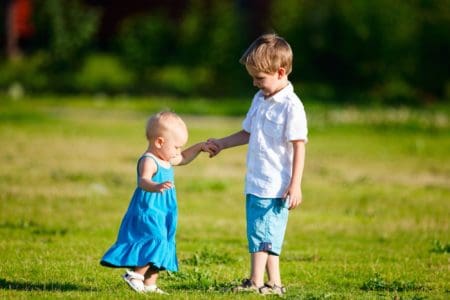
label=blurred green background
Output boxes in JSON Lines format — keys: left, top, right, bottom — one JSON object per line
{"left": 1, "top": 0, "right": 449, "bottom": 105}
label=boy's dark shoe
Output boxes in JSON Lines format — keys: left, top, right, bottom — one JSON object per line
{"left": 264, "top": 282, "right": 287, "bottom": 296}
{"left": 232, "top": 278, "right": 269, "bottom": 294}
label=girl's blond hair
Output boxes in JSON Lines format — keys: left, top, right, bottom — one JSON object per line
{"left": 145, "top": 111, "right": 186, "bottom": 141}
{"left": 239, "top": 33, "right": 293, "bottom": 75}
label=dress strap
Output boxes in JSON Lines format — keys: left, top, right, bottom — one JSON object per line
{"left": 137, "top": 153, "right": 159, "bottom": 177}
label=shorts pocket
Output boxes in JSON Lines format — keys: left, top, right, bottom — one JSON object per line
{"left": 250, "top": 197, "right": 272, "bottom": 209}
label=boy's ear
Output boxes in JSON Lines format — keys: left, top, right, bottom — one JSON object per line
{"left": 277, "top": 67, "right": 286, "bottom": 78}
{"left": 154, "top": 137, "right": 164, "bottom": 149}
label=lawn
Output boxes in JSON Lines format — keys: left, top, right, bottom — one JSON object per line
{"left": 0, "top": 96, "right": 449, "bottom": 299}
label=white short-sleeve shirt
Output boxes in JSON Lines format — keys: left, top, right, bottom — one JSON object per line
{"left": 242, "top": 83, "right": 308, "bottom": 198}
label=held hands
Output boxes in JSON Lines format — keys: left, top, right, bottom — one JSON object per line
{"left": 151, "top": 139, "right": 224, "bottom": 191}
{"left": 201, "top": 139, "right": 222, "bottom": 158}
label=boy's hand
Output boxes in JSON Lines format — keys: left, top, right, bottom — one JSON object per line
{"left": 284, "top": 187, "right": 302, "bottom": 210}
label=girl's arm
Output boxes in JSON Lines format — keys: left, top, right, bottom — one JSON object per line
{"left": 207, "top": 130, "right": 250, "bottom": 157}
{"left": 138, "top": 157, "right": 173, "bottom": 192}
{"left": 284, "top": 140, "right": 306, "bottom": 210}
{"left": 172, "top": 142, "right": 207, "bottom": 166}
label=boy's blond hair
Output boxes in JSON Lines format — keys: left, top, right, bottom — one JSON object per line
{"left": 239, "top": 33, "right": 293, "bottom": 75}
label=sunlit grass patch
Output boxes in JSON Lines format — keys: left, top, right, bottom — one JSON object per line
{"left": 361, "top": 273, "right": 426, "bottom": 292}
{"left": 430, "top": 240, "right": 450, "bottom": 254}
{"left": 182, "top": 249, "right": 237, "bottom": 266}
{"left": 0, "top": 97, "right": 449, "bottom": 299}
{"left": 309, "top": 104, "right": 449, "bottom": 130}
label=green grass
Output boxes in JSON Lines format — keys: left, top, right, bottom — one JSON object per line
{"left": 0, "top": 96, "right": 449, "bottom": 299}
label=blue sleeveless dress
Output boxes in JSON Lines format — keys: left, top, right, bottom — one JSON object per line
{"left": 100, "top": 154, "right": 178, "bottom": 271}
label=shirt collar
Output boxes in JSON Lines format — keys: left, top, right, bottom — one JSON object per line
{"left": 259, "top": 82, "right": 293, "bottom": 103}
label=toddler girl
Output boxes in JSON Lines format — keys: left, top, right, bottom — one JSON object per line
{"left": 100, "top": 111, "right": 208, "bottom": 294}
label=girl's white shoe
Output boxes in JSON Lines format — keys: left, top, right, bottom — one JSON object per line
{"left": 122, "top": 270, "right": 145, "bottom": 293}
{"left": 144, "top": 284, "right": 169, "bottom": 295}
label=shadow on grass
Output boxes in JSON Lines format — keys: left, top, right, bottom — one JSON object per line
{"left": 0, "top": 278, "right": 95, "bottom": 292}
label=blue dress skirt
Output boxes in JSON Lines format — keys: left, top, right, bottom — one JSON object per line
{"left": 100, "top": 154, "right": 178, "bottom": 271}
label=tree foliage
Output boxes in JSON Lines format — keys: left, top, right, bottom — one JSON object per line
{"left": 1, "top": 0, "right": 448, "bottom": 104}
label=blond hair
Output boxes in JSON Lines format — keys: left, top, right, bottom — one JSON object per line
{"left": 145, "top": 111, "right": 186, "bottom": 141}
{"left": 239, "top": 33, "right": 293, "bottom": 75}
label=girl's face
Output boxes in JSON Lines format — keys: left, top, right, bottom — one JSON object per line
{"left": 157, "top": 126, "right": 188, "bottom": 162}
{"left": 246, "top": 65, "right": 287, "bottom": 98}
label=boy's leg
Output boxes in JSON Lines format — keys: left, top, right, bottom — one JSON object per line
{"left": 250, "top": 251, "right": 269, "bottom": 287}
{"left": 266, "top": 254, "right": 282, "bottom": 286}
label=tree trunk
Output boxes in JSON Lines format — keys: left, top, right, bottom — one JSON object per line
{"left": 6, "top": 0, "right": 21, "bottom": 60}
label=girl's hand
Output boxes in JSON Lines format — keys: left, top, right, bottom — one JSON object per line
{"left": 153, "top": 181, "right": 173, "bottom": 192}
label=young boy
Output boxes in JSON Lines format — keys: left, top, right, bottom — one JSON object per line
{"left": 206, "top": 33, "right": 308, "bottom": 295}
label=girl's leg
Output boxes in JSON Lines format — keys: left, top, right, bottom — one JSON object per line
{"left": 266, "top": 254, "right": 282, "bottom": 286}
{"left": 250, "top": 251, "right": 269, "bottom": 287}
{"left": 133, "top": 265, "right": 150, "bottom": 277}
{"left": 143, "top": 267, "right": 168, "bottom": 294}
{"left": 143, "top": 267, "right": 159, "bottom": 286}
{"left": 123, "top": 265, "right": 149, "bottom": 292}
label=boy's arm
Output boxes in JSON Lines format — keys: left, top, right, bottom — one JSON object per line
{"left": 207, "top": 130, "right": 250, "bottom": 157}
{"left": 172, "top": 142, "right": 206, "bottom": 166}
{"left": 285, "top": 140, "right": 306, "bottom": 210}
{"left": 139, "top": 157, "right": 173, "bottom": 192}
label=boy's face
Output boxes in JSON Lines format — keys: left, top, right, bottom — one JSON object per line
{"left": 246, "top": 65, "right": 287, "bottom": 97}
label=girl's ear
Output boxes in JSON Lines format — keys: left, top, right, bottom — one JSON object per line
{"left": 277, "top": 67, "right": 286, "bottom": 78}
{"left": 154, "top": 137, "right": 165, "bottom": 149}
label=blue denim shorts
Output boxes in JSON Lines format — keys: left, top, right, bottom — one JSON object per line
{"left": 246, "top": 194, "right": 289, "bottom": 255}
